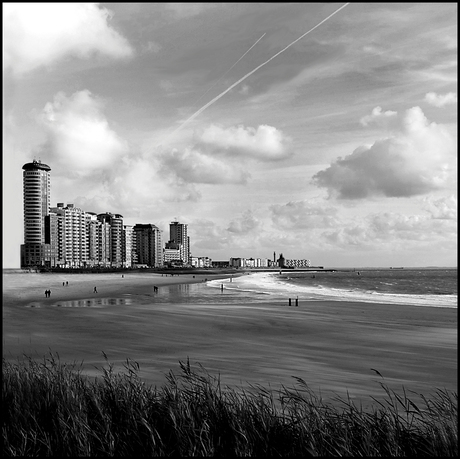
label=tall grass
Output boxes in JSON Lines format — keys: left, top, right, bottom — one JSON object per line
{"left": 3, "top": 353, "right": 457, "bottom": 457}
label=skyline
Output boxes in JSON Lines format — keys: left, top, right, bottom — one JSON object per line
{"left": 3, "top": 3, "right": 457, "bottom": 268}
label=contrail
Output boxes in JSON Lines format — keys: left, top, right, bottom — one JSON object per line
{"left": 192, "top": 32, "right": 266, "bottom": 108}
{"left": 162, "top": 2, "right": 349, "bottom": 144}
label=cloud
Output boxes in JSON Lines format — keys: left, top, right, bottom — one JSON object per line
{"left": 313, "top": 106, "right": 456, "bottom": 199}
{"left": 322, "top": 208, "right": 457, "bottom": 250}
{"left": 164, "top": 3, "right": 214, "bottom": 19}
{"left": 143, "top": 41, "right": 162, "bottom": 54}
{"left": 159, "top": 147, "right": 250, "bottom": 184}
{"left": 197, "top": 124, "right": 293, "bottom": 161}
{"left": 270, "top": 200, "right": 339, "bottom": 229}
{"left": 158, "top": 122, "right": 291, "bottom": 185}
{"left": 190, "top": 220, "right": 231, "bottom": 252}
{"left": 359, "top": 106, "right": 397, "bottom": 127}
{"left": 4, "top": 3, "right": 133, "bottom": 76}
{"left": 425, "top": 92, "right": 457, "bottom": 107}
{"left": 227, "top": 210, "right": 259, "bottom": 234}
{"left": 37, "top": 90, "right": 128, "bottom": 175}
{"left": 423, "top": 195, "right": 457, "bottom": 220}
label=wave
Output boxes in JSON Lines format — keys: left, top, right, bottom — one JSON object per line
{"left": 207, "top": 273, "right": 457, "bottom": 309}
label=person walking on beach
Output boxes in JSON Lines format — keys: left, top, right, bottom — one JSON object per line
{"left": 48, "top": 289, "right": 51, "bottom": 297}
{"left": 94, "top": 287, "right": 98, "bottom": 293}
{"left": 45, "top": 290, "right": 48, "bottom": 298}
{"left": 66, "top": 281, "right": 68, "bottom": 286}
{"left": 63, "top": 282, "right": 65, "bottom": 286}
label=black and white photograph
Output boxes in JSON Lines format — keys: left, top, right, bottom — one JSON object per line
{"left": 3, "top": 3, "right": 457, "bottom": 456}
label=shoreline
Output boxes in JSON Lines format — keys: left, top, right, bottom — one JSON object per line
{"left": 2, "top": 271, "right": 238, "bottom": 308}
{"left": 3, "top": 271, "right": 457, "bottom": 406}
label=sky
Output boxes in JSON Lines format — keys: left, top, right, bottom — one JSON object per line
{"left": 3, "top": 2, "right": 457, "bottom": 268}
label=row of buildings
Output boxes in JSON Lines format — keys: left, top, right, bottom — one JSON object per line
{"left": 20, "top": 160, "right": 312, "bottom": 270}
{"left": 21, "top": 160, "right": 189, "bottom": 269}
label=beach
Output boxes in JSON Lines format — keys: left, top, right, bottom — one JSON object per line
{"left": 3, "top": 271, "right": 457, "bottom": 407}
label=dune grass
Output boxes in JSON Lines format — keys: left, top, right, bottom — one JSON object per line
{"left": 3, "top": 353, "right": 457, "bottom": 457}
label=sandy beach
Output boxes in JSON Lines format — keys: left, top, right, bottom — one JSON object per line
{"left": 3, "top": 271, "right": 457, "bottom": 407}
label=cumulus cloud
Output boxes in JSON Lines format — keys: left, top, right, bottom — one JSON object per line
{"left": 313, "top": 106, "right": 456, "bottom": 199}
{"left": 270, "top": 200, "right": 339, "bottom": 229}
{"left": 37, "top": 90, "right": 128, "bottom": 175}
{"left": 360, "top": 106, "right": 397, "bottom": 127}
{"left": 4, "top": 3, "right": 133, "bottom": 76}
{"left": 423, "top": 195, "right": 457, "bottom": 220}
{"left": 190, "top": 219, "right": 231, "bottom": 252}
{"left": 425, "top": 92, "right": 457, "bottom": 107}
{"left": 322, "top": 208, "right": 457, "bottom": 250}
{"left": 197, "top": 124, "right": 293, "bottom": 161}
{"left": 227, "top": 210, "right": 260, "bottom": 234}
{"left": 158, "top": 122, "right": 291, "bottom": 185}
{"left": 159, "top": 147, "right": 250, "bottom": 184}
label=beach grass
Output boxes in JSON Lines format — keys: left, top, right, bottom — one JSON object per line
{"left": 3, "top": 353, "right": 457, "bottom": 457}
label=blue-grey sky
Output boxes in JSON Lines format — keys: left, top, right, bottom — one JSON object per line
{"left": 3, "top": 3, "right": 457, "bottom": 268}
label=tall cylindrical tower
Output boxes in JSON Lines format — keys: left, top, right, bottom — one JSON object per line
{"left": 21, "top": 160, "right": 51, "bottom": 268}
{"left": 22, "top": 160, "right": 51, "bottom": 244}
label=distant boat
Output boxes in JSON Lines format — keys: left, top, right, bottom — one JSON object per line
{"left": 390, "top": 267, "right": 404, "bottom": 269}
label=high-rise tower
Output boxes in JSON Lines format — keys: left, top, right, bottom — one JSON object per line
{"left": 133, "top": 223, "right": 163, "bottom": 267}
{"left": 21, "top": 160, "right": 52, "bottom": 268}
{"left": 169, "top": 221, "right": 189, "bottom": 265}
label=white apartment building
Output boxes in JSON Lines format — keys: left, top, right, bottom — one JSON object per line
{"left": 190, "top": 256, "right": 212, "bottom": 268}
{"left": 49, "top": 203, "right": 88, "bottom": 268}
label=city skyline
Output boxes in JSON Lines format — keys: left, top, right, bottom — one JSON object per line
{"left": 3, "top": 3, "right": 457, "bottom": 268}
{"left": 19, "top": 158, "right": 303, "bottom": 268}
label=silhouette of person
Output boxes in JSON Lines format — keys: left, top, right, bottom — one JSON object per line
{"left": 45, "top": 290, "right": 48, "bottom": 298}
{"left": 66, "top": 281, "right": 68, "bottom": 286}
{"left": 94, "top": 287, "right": 98, "bottom": 293}
{"left": 63, "top": 282, "right": 65, "bottom": 286}
{"left": 48, "top": 290, "right": 51, "bottom": 297}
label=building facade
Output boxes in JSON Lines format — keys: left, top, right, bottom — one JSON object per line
{"left": 21, "top": 160, "right": 52, "bottom": 268}
{"left": 20, "top": 161, "right": 200, "bottom": 270}
{"left": 97, "top": 213, "right": 124, "bottom": 267}
{"left": 122, "top": 225, "right": 135, "bottom": 268}
{"left": 169, "top": 221, "right": 190, "bottom": 265}
{"left": 284, "top": 259, "right": 311, "bottom": 268}
{"left": 190, "top": 256, "right": 212, "bottom": 268}
{"left": 133, "top": 224, "right": 163, "bottom": 267}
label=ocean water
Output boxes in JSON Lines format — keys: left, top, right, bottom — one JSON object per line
{"left": 201, "top": 268, "right": 457, "bottom": 308}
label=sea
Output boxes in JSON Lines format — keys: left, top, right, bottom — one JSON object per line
{"left": 160, "top": 268, "right": 457, "bottom": 309}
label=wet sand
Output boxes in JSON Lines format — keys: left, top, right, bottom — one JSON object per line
{"left": 3, "top": 272, "right": 457, "bottom": 407}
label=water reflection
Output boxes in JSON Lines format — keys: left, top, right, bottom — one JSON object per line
{"left": 154, "top": 281, "right": 269, "bottom": 305}
{"left": 53, "top": 298, "right": 132, "bottom": 308}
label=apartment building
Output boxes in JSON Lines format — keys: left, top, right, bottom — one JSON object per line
{"left": 133, "top": 224, "right": 163, "bottom": 268}
{"left": 98, "top": 213, "right": 124, "bottom": 267}
{"left": 169, "top": 221, "right": 190, "bottom": 265}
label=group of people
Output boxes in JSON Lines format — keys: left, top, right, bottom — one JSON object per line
{"left": 62, "top": 281, "right": 69, "bottom": 286}
{"left": 288, "top": 297, "right": 299, "bottom": 307}
{"left": 44, "top": 286, "right": 98, "bottom": 296}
